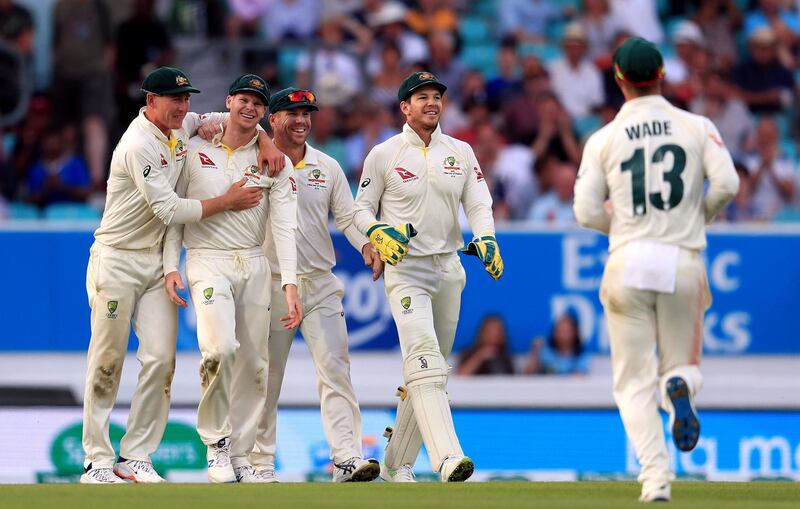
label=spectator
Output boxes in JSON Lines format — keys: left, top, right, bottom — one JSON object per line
{"left": 296, "top": 16, "right": 364, "bottom": 105}
{"left": 343, "top": 102, "right": 394, "bottom": 182}
{"left": 457, "top": 315, "right": 515, "bottom": 376}
{"left": 599, "top": 30, "right": 632, "bottom": 110}
{"left": 25, "top": 124, "right": 91, "bottom": 207}
{"left": 114, "top": 0, "right": 174, "bottom": 125}
{"left": 721, "top": 161, "right": 756, "bottom": 222}
{"left": 547, "top": 22, "right": 605, "bottom": 120}
{"left": 366, "top": 2, "right": 429, "bottom": 76}
{"left": 452, "top": 97, "right": 490, "bottom": 146}
{"left": 52, "top": 0, "right": 114, "bottom": 189}
{"left": 743, "top": 117, "right": 796, "bottom": 220}
{"left": 663, "top": 20, "right": 706, "bottom": 107}
{"left": 308, "top": 105, "right": 348, "bottom": 174}
{"left": 578, "top": 0, "right": 626, "bottom": 61}
{"left": 527, "top": 160, "right": 577, "bottom": 223}
{"left": 370, "top": 40, "right": 409, "bottom": 109}
{"left": 732, "top": 27, "right": 795, "bottom": 114}
{"left": 609, "top": 0, "right": 664, "bottom": 44}
{"left": 693, "top": 0, "right": 743, "bottom": 70}
{"left": 471, "top": 123, "right": 512, "bottom": 221}
{"left": 530, "top": 92, "right": 582, "bottom": 165}
{"left": 427, "top": 29, "right": 467, "bottom": 102}
{"left": 0, "top": 0, "right": 33, "bottom": 57}
{"left": 744, "top": 0, "right": 800, "bottom": 53}
{"left": 502, "top": 63, "right": 552, "bottom": 145}
{"left": 499, "top": 0, "right": 563, "bottom": 43}
{"left": 522, "top": 313, "right": 589, "bottom": 375}
{"left": 263, "top": 0, "right": 320, "bottom": 43}
{"left": 690, "top": 71, "right": 754, "bottom": 160}
{"left": 405, "top": 0, "right": 459, "bottom": 37}
{"left": 486, "top": 36, "right": 523, "bottom": 112}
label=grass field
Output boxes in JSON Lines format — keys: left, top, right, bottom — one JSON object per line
{"left": 1, "top": 482, "right": 798, "bottom": 509}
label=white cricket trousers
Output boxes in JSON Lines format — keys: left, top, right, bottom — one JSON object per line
{"left": 250, "top": 272, "right": 362, "bottom": 467}
{"left": 186, "top": 247, "right": 270, "bottom": 460}
{"left": 83, "top": 241, "right": 177, "bottom": 469}
{"left": 601, "top": 245, "right": 710, "bottom": 487}
{"left": 381, "top": 253, "right": 467, "bottom": 472}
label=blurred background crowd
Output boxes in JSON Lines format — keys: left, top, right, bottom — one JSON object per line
{"left": 2, "top": 0, "right": 800, "bottom": 223}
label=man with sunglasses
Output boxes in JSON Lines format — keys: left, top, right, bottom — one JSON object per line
{"left": 82, "top": 67, "right": 286, "bottom": 484}
{"left": 248, "top": 87, "right": 383, "bottom": 483}
{"left": 162, "top": 74, "right": 301, "bottom": 483}
{"left": 353, "top": 71, "right": 503, "bottom": 483}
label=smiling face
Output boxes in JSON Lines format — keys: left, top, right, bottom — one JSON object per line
{"left": 226, "top": 92, "right": 266, "bottom": 131}
{"left": 270, "top": 107, "right": 313, "bottom": 149}
{"left": 146, "top": 92, "right": 190, "bottom": 134}
{"left": 400, "top": 84, "right": 443, "bottom": 132}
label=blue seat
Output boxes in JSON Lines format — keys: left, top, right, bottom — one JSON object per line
{"left": 520, "top": 43, "right": 561, "bottom": 62}
{"left": 8, "top": 201, "right": 40, "bottom": 219}
{"left": 573, "top": 115, "right": 602, "bottom": 139}
{"left": 460, "top": 43, "right": 499, "bottom": 76}
{"left": 460, "top": 15, "right": 491, "bottom": 44}
{"left": 773, "top": 207, "right": 800, "bottom": 223}
{"left": 43, "top": 203, "right": 101, "bottom": 220}
{"left": 278, "top": 47, "right": 303, "bottom": 87}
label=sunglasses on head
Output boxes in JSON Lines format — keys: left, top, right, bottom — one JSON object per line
{"left": 287, "top": 90, "right": 316, "bottom": 103}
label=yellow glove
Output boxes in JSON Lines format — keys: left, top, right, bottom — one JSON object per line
{"left": 367, "top": 222, "right": 417, "bottom": 265}
{"left": 461, "top": 234, "right": 503, "bottom": 280}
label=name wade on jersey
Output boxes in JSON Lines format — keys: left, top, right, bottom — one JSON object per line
{"left": 624, "top": 120, "right": 672, "bottom": 141}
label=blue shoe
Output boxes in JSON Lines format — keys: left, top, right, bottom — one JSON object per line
{"left": 666, "top": 376, "right": 700, "bottom": 452}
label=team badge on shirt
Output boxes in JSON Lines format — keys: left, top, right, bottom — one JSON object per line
{"left": 306, "top": 168, "right": 327, "bottom": 190}
{"left": 442, "top": 156, "right": 463, "bottom": 177}
{"left": 175, "top": 139, "right": 187, "bottom": 159}
{"left": 199, "top": 152, "right": 216, "bottom": 168}
{"left": 394, "top": 167, "right": 418, "bottom": 183}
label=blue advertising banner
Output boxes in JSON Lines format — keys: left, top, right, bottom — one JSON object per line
{"left": 0, "top": 226, "right": 798, "bottom": 354}
{"left": 5, "top": 407, "right": 799, "bottom": 482}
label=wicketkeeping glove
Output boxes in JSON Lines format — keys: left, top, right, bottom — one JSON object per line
{"left": 367, "top": 222, "right": 417, "bottom": 265}
{"left": 461, "top": 234, "right": 504, "bottom": 280}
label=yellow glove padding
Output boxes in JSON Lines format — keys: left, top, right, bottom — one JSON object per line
{"left": 367, "top": 222, "right": 418, "bottom": 265}
{"left": 461, "top": 234, "right": 503, "bottom": 280}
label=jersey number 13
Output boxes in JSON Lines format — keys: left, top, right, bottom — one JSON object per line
{"left": 621, "top": 144, "right": 686, "bottom": 217}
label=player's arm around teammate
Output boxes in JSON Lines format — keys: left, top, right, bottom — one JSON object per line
{"left": 162, "top": 74, "right": 300, "bottom": 484}
{"left": 82, "top": 67, "right": 269, "bottom": 485}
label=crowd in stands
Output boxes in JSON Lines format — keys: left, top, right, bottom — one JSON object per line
{"left": 1, "top": 0, "right": 800, "bottom": 222}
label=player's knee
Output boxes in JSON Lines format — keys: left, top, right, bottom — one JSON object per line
{"left": 146, "top": 356, "right": 176, "bottom": 378}
{"left": 403, "top": 349, "right": 447, "bottom": 388}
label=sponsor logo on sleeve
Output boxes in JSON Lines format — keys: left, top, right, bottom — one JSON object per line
{"left": 143, "top": 165, "right": 151, "bottom": 178}
{"left": 289, "top": 176, "right": 297, "bottom": 193}
{"left": 473, "top": 165, "right": 484, "bottom": 182}
{"left": 360, "top": 178, "right": 371, "bottom": 189}
{"left": 160, "top": 154, "right": 168, "bottom": 167}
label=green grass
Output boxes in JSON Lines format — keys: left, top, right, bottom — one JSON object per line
{"left": 1, "top": 482, "right": 799, "bottom": 509}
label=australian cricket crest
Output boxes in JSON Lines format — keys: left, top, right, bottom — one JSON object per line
{"left": 106, "top": 300, "right": 119, "bottom": 319}
{"left": 442, "top": 155, "right": 463, "bottom": 177}
{"left": 306, "top": 167, "right": 327, "bottom": 190}
{"left": 203, "top": 287, "right": 214, "bottom": 305}
{"left": 175, "top": 138, "right": 187, "bottom": 160}
{"left": 401, "top": 296, "right": 413, "bottom": 314}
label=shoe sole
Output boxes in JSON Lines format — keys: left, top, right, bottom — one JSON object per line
{"left": 347, "top": 461, "right": 381, "bottom": 482}
{"left": 446, "top": 457, "right": 474, "bottom": 482}
{"left": 666, "top": 376, "right": 700, "bottom": 452}
{"left": 80, "top": 473, "right": 126, "bottom": 484}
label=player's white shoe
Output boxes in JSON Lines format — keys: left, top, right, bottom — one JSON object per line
{"left": 251, "top": 466, "right": 279, "bottom": 483}
{"left": 665, "top": 376, "right": 700, "bottom": 452}
{"left": 113, "top": 458, "right": 165, "bottom": 483}
{"left": 332, "top": 457, "right": 380, "bottom": 482}
{"left": 440, "top": 456, "right": 474, "bottom": 482}
{"left": 380, "top": 463, "right": 416, "bottom": 483}
{"left": 639, "top": 482, "right": 671, "bottom": 502}
{"left": 80, "top": 465, "right": 127, "bottom": 484}
{"left": 206, "top": 437, "right": 236, "bottom": 483}
{"left": 230, "top": 457, "right": 274, "bottom": 483}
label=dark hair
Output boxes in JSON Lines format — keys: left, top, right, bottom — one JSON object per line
{"left": 548, "top": 312, "right": 583, "bottom": 356}
{"left": 460, "top": 314, "right": 510, "bottom": 359}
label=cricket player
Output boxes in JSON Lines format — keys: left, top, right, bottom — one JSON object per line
{"left": 248, "top": 88, "right": 383, "bottom": 483}
{"left": 353, "top": 71, "right": 503, "bottom": 483}
{"left": 81, "top": 67, "right": 285, "bottom": 484}
{"left": 573, "top": 38, "right": 739, "bottom": 502}
{"left": 163, "top": 75, "right": 301, "bottom": 483}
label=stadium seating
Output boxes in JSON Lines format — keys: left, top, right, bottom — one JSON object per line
{"left": 42, "top": 203, "right": 101, "bottom": 220}
{"left": 8, "top": 201, "right": 39, "bottom": 219}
